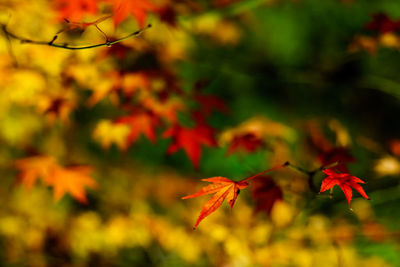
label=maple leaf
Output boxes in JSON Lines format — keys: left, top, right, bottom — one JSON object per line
{"left": 194, "top": 93, "right": 229, "bottom": 116}
{"left": 87, "top": 71, "right": 150, "bottom": 106}
{"left": 14, "top": 156, "right": 58, "bottom": 190}
{"left": 106, "top": 0, "right": 158, "bottom": 27}
{"left": 182, "top": 165, "right": 285, "bottom": 228}
{"left": 182, "top": 177, "right": 249, "bottom": 229}
{"left": 365, "top": 13, "right": 398, "bottom": 34}
{"left": 14, "top": 156, "right": 98, "bottom": 203}
{"left": 141, "top": 95, "right": 185, "bottom": 123}
{"left": 193, "top": 80, "right": 228, "bottom": 116}
{"left": 46, "top": 165, "right": 98, "bottom": 204}
{"left": 250, "top": 175, "right": 283, "bottom": 215}
{"left": 163, "top": 115, "right": 216, "bottom": 168}
{"left": 227, "top": 132, "right": 265, "bottom": 154}
{"left": 115, "top": 111, "right": 159, "bottom": 147}
{"left": 93, "top": 119, "right": 131, "bottom": 150}
{"left": 55, "top": 0, "right": 99, "bottom": 22}
{"left": 319, "top": 169, "right": 369, "bottom": 207}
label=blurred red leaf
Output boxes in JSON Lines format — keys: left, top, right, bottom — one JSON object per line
{"left": 182, "top": 177, "right": 249, "bottom": 229}
{"left": 195, "top": 93, "right": 229, "bottom": 116}
{"left": 163, "top": 115, "right": 216, "bottom": 168}
{"left": 389, "top": 139, "right": 400, "bottom": 156}
{"left": 56, "top": 0, "right": 98, "bottom": 21}
{"left": 227, "top": 132, "right": 264, "bottom": 154}
{"left": 115, "top": 111, "right": 159, "bottom": 147}
{"left": 319, "top": 169, "right": 369, "bottom": 207}
{"left": 157, "top": 5, "right": 178, "bottom": 27}
{"left": 106, "top": 0, "right": 157, "bottom": 27}
{"left": 366, "top": 13, "right": 399, "bottom": 34}
{"left": 250, "top": 175, "right": 283, "bottom": 215}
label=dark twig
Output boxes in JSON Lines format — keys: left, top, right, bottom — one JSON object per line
{"left": 1, "top": 23, "right": 152, "bottom": 50}
{"left": 1, "top": 22, "right": 18, "bottom": 67}
{"left": 240, "top": 161, "right": 337, "bottom": 191}
{"left": 284, "top": 161, "right": 340, "bottom": 193}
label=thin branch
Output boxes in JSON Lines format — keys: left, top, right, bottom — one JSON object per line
{"left": 1, "top": 23, "right": 18, "bottom": 67}
{"left": 1, "top": 23, "right": 152, "bottom": 50}
{"left": 241, "top": 162, "right": 289, "bottom": 183}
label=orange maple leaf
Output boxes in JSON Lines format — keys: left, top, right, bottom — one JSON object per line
{"left": 46, "top": 166, "right": 98, "bottom": 204}
{"left": 182, "top": 177, "right": 249, "bottom": 229}
{"left": 319, "top": 169, "right": 370, "bottom": 207}
{"left": 182, "top": 165, "right": 285, "bottom": 229}
{"left": 14, "top": 156, "right": 97, "bottom": 203}
{"left": 14, "top": 156, "right": 58, "bottom": 190}
{"left": 106, "top": 0, "right": 158, "bottom": 27}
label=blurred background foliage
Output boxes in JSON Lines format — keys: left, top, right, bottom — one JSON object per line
{"left": 1, "top": 0, "right": 400, "bottom": 266}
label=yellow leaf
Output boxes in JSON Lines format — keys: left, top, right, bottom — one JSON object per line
{"left": 93, "top": 120, "right": 131, "bottom": 149}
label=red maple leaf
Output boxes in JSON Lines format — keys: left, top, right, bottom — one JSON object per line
{"left": 365, "top": 13, "right": 399, "bottom": 34}
{"left": 106, "top": 0, "right": 158, "bottom": 27}
{"left": 250, "top": 175, "right": 283, "bottom": 215}
{"left": 319, "top": 169, "right": 369, "bottom": 207}
{"left": 55, "top": 0, "right": 99, "bottom": 21}
{"left": 115, "top": 111, "right": 159, "bottom": 147}
{"left": 194, "top": 93, "right": 229, "bottom": 116}
{"left": 163, "top": 116, "right": 216, "bottom": 168}
{"left": 182, "top": 165, "right": 285, "bottom": 228}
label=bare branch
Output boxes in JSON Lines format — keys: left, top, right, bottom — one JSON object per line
{"left": 1, "top": 23, "right": 152, "bottom": 50}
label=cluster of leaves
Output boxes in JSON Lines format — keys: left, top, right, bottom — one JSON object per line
{"left": 5, "top": 0, "right": 374, "bottom": 219}
{"left": 56, "top": 0, "right": 158, "bottom": 27}
{"left": 350, "top": 13, "right": 400, "bottom": 53}
{"left": 1, "top": 0, "right": 400, "bottom": 266}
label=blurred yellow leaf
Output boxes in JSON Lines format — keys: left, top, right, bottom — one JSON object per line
{"left": 93, "top": 119, "right": 131, "bottom": 149}
{"left": 374, "top": 156, "right": 400, "bottom": 176}
{"left": 271, "top": 200, "right": 294, "bottom": 228}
